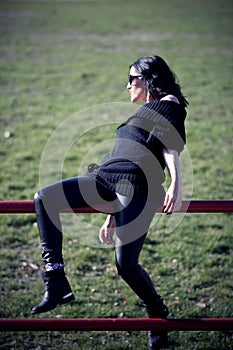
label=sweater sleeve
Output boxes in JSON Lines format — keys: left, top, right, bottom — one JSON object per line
{"left": 153, "top": 114, "right": 186, "bottom": 153}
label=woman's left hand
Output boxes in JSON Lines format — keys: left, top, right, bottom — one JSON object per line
{"left": 162, "top": 149, "right": 183, "bottom": 214}
{"left": 163, "top": 182, "right": 182, "bottom": 214}
{"left": 99, "top": 215, "right": 115, "bottom": 244}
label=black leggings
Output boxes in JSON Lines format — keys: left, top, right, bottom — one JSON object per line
{"left": 34, "top": 175, "right": 165, "bottom": 308}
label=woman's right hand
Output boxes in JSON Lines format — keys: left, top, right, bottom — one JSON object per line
{"left": 99, "top": 215, "right": 115, "bottom": 244}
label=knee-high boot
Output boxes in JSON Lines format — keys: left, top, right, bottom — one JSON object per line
{"left": 31, "top": 269, "right": 75, "bottom": 314}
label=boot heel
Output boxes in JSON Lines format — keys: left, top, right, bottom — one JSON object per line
{"left": 60, "top": 291, "right": 75, "bottom": 305}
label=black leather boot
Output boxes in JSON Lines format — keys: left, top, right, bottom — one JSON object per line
{"left": 146, "top": 296, "right": 169, "bottom": 350}
{"left": 31, "top": 269, "right": 75, "bottom": 314}
{"left": 148, "top": 331, "right": 168, "bottom": 350}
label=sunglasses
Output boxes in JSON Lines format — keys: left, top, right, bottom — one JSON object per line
{"left": 128, "top": 74, "right": 142, "bottom": 85}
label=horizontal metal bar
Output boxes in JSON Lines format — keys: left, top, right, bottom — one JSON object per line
{"left": 0, "top": 200, "right": 232, "bottom": 214}
{"left": 0, "top": 318, "right": 232, "bottom": 332}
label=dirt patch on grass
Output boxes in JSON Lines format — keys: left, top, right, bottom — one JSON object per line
{"left": 0, "top": 10, "right": 43, "bottom": 27}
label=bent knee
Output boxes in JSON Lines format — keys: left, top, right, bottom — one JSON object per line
{"left": 34, "top": 190, "right": 45, "bottom": 209}
{"left": 34, "top": 189, "right": 48, "bottom": 205}
{"left": 34, "top": 191, "right": 40, "bottom": 200}
{"left": 34, "top": 188, "right": 46, "bottom": 199}
{"left": 34, "top": 190, "right": 42, "bottom": 201}
{"left": 34, "top": 186, "right": 52, "bottom": 202}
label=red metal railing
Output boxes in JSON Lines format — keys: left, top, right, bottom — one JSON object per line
{"left": 0, "top": 200, "right": 233, "bottom": 214}
{"left": 0, "top": 199, "right": 232, "bottom": 332}
{"left": 0, "top": 318, "right": 232, "bottom": 332}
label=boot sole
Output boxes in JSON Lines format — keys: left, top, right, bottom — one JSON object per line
{"left": 31, "top": 293, "right": 75, "bottom": 314}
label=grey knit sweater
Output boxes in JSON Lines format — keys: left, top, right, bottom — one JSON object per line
{"left": 95, "top": 100, "right": 187, "bottom": 198}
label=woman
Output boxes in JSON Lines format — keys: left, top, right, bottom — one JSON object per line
{"left": 32, "top": 55, "right": 188, "bottom": 350}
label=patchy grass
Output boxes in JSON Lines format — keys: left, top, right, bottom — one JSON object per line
{"left": 0, "top": 0, "right": 232, "bottom": 349}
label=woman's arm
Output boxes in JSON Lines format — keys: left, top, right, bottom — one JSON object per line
{"left": 99, "top": 214, "right": 115, "bottom": 244}
{"left": 162, "top": 149, "right": 182, "bottom": 214}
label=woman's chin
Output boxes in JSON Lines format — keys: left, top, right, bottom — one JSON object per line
{"left": 131, "top": 96, "right": 139, "bottom": 103}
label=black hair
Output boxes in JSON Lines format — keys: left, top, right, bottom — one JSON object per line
{"left": 130, "top": 55, "right": 189, "bottom": 107}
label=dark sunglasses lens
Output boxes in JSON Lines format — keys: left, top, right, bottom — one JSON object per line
{"left": 128, "top": 75, "right": 141, "bottom": 84}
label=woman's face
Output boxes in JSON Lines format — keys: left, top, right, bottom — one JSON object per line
{"left": 127, "top": 66, "right": 147, "bottom": 103}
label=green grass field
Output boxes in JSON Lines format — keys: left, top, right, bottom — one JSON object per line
{"left": 0, "top": 0, "right": 232, "bottom": 349}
